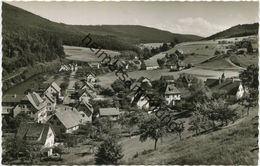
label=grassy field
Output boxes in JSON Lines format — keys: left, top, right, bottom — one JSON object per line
{"left": 96, "top": 67, "right": 240, "bottom": 88}
{"left": 230, "top": 54, "right": 258, "bottom": 68}
{"left": 64, "top": 45, "right": 120, "bottom": 62}
{"left": 128, "top": 106, "right": 258, "bottom": 165}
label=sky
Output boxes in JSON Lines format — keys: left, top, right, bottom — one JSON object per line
{"left": 8, "top": 1, "right": 259, "bottom": 37}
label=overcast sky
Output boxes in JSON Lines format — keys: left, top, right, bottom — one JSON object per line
{"left": 8, "top": 1, "right": 258, "bottom": 37}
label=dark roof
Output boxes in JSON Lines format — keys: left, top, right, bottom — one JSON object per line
{"left": 160, "top": 75, "right": 175, "bottom": 81}
{"left": 99, "top": 108, "right": 120, "bottom": 116}
{"left": 205, "top": 79, "right": 219, "bottom": 88}
{"left": 17, "top": 122, "right": 52, "bottom": 145}
{"left": 165, "top": 84, "right": 181, "bottom": 95}
{"left": 46, "top": 93, "right": 55, "bottom": 103}
{"left": 211, "top": 79, "right": 241, "bottom": 95}
{"left": 2, "top": 94, "right": 25, "bottom": 103}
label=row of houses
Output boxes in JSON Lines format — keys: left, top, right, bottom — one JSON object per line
{"left": 129, "top": 73, "right": 246, "bottom": 111}
{"left": 3, "top": 75, "right": 120, "bottom": 157}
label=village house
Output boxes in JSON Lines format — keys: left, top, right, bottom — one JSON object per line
{"left": 88, "top": 62, "right": 101, "bottom": 69}
{"left": 160, "top": 75, "right": 175, "bottom": 84}
{"left": 164, "top": 84, "right": 181, "bottom": 106}
{"left": 16, "top": 122, "right": 55, "bottom": 156}
{"left": 47, "top": 106, "right": 84, "bottom": 137}
{"left": 75, "top": 98, "right": 94, "bottom": 123}
{"left": 205, "top": 74, "right": 245, "bottom": 100}
{"left": 80, "top": 82, "right": 97, "bottom": 97}
{"left": 2, "top": 106, "right": 14, "bottom": 118}
{"left": 44, "top": 82, "right": 61, "bottom": 98}
{"left": 98, "top": 107, "right": 120, "bottom": 121}
{"left": 131, "top": 92, "right": 150, "bottom": 110}
{"left": 144, "top": 56, "right": 160, "bottom": 70}
{"left": 43, "top": 92, "right": 56, "bottom": 113}
{"left": 86, "top": 72, "right": 96, "bottom": 83}
{"left": 13, "top": 92, "right": 48, "bottom": 123}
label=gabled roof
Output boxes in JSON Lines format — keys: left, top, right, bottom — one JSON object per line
{"left": 26, "top": 92, "right": 46, "bottom": 110}
{"left": 53, "top": 106, "right": 82, "bottom": 129}
{"left": 17, "top": 122, "right": 53, "bottom": 145}
{"left": 77, "top": 98, "right": 94, "bottom": 113}
{"left": 44, "top": 92, "right": 55, "bottom": 103}
{"left": 50, "top": 82, "right": 61, "bottom": 92}
{"left": 2, "top": 94, "right": 25, "bottom": 103}
{"left": 165, "top": 84, "right": 181, "bottom": 95}
{"left": 99, "top": 108, "right": 120, "bottom": 116}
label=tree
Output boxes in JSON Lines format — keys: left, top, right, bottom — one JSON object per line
{"left": 157, "top": 58, "right": 166, "bottom": 68}
{"left": 139, "top": 115, "right": 165, "bottom": 150}
{"left": 95, "top": 137, "right": 124, "bottom": 164}
{"left": 111, "top": 79, "right": 126, "bottom": 93}
{"left": 160, "top": 43, "right": 169, "bottom": 52}
{"left": 239, "top": 64, "right": 258, "bottom": 89}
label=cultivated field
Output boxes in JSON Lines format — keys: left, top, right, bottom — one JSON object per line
{"left": 64, "top": 45, "right": 121, "bottom": 62}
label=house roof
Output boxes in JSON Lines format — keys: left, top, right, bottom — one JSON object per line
{"left": 160, "top": 75, "right": 175, "bottom": 81}
{"left": 51, "top": 82, "right": 61, "bottom": 92}
{"left": 2, "top": 94, "right": 25, "bottom": 103}
{"left": 165, "top": 84, "right": 181, "bottom": 95}
{"left": 53, "top": 106, "right": 82, "bottom": 129}
{"left": 44, "top": 92, "right": 55, "bottom": 103}
{"left": 17, "top": 122, "right": 52, "bottom": 145}
{"left": 77, "top": 98, "right": 93, "bottom": 113}
{"left": 205, "top": 79, "right": 219, "bottom": 88}
{"left": 211, "top": 79, "right": 241, "bottom": 95}
{"left": 26, "top": 92, "right": 46, "bottom": 110}
{"left": 99, "top": 108, "right": 120, "bottom": 116}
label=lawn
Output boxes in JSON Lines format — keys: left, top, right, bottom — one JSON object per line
{"left": 128, "top": 106, "right": 258, "bottom": 165}
{"left": 64, "top": 45, "right": 120, "bottom": 62}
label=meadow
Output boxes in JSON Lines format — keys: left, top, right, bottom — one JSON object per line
{"left": 64, "top": 45, "right": 121, "bottom": 62}
{"left": 129, "top": 106, "right": 258, "bottom": 165}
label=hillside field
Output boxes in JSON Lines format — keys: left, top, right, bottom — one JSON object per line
{"left": 64, "top": 45, "right": 121, "bottom": 62}
{"left": 128, "top": 106, "right": 258, "bottom": 165}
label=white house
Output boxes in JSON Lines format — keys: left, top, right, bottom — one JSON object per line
{"left": 13, "top": 92, "right": 48, "bottom": 123}
{"left": 131, "top": 93, "right": 150, "bottom": 110}
{"left": 164, "top": 84, "right": 181, "bottom": 106}
{"left": 17, "top": 122, "right": 55, "bottom": 156}
{"left": 86, "top": 73, "right": 96, "bottom": 83}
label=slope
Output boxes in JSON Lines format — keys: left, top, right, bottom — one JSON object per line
{"left": 205, "top": 23, "right": 258, "bottom": 40}
{"left": 128, "top": 106, "right": 258, "bottom": 165}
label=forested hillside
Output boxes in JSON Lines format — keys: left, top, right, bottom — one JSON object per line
{"left": 205, "top": 23, "right": 258, "bottom": 40}
{"left": 2, "top": 2, "right": 202, "bottom": 91}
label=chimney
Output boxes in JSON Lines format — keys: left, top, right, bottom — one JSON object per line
{"left": 13, "top": 94, "right": 16, "bottom": 98}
